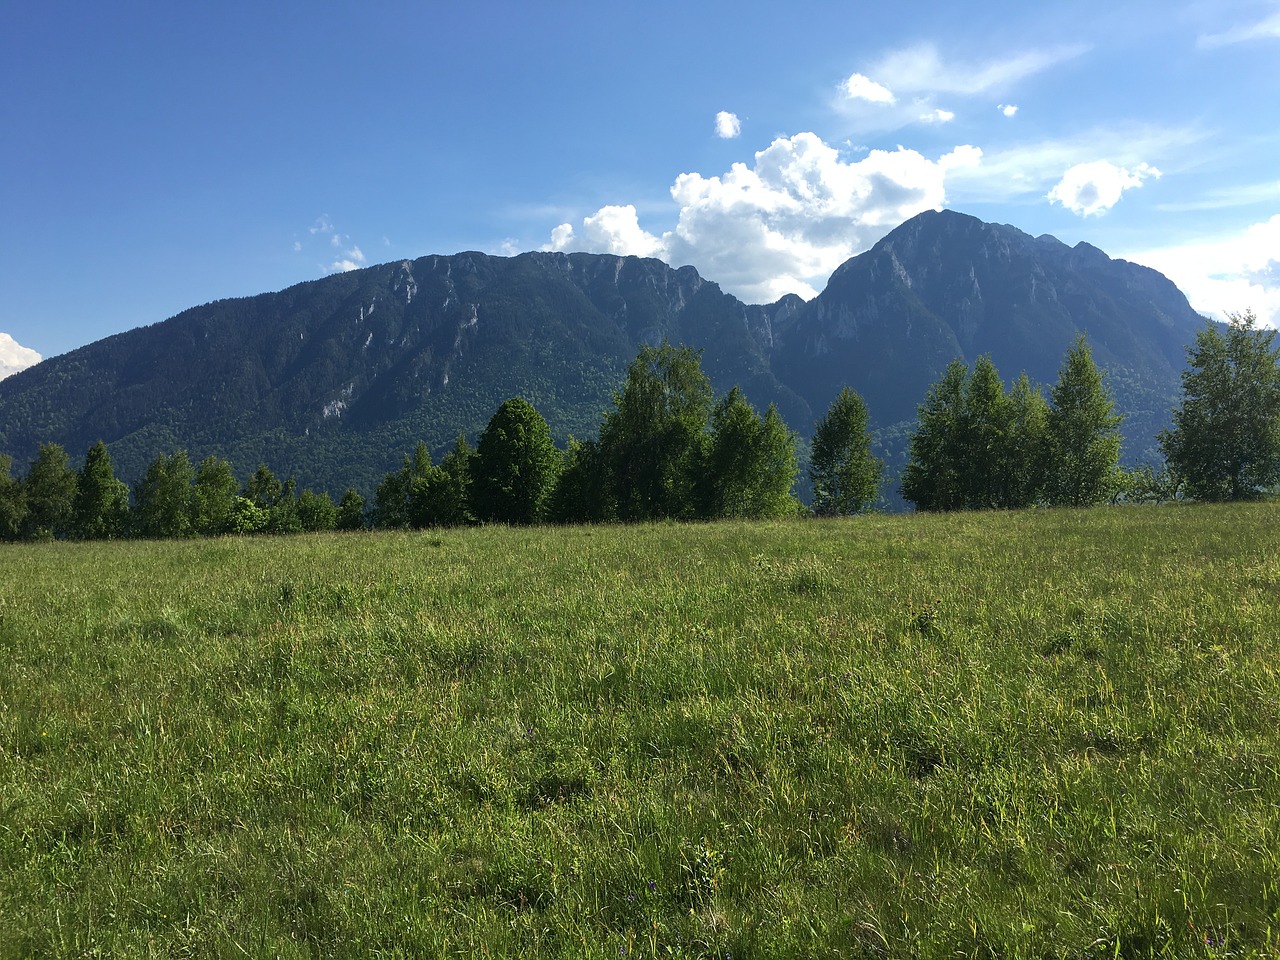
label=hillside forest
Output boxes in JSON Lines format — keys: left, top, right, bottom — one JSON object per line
{"left": 1, "top": 312, "right": 1277, "bottom": 543}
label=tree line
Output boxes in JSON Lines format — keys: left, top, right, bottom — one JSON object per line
{"left": 2, "top": 311, "right": 1277, "bottom": 541}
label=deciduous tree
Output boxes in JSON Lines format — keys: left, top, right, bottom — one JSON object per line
{"left": 1160, "top": 310, "right": 1280, "bottom": 501}
{"left": 473, "top": 398, "right": 560, "bottom": 525}
{"left": 809, "top": 387, "right": 882, "bottom": 516}
{"left": 599, "top": 343, "right": 712, "bottom": 521}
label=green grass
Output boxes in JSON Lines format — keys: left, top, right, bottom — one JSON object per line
{"left": 1, "top": 505, "right": 1278, "bottom": 958}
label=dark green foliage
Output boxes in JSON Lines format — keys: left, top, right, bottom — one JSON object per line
{"left": 297, "top": 489, "right": 338, "bottom": 532}
{"left": 21, "top": 442, "right": 78, "bottom": 540}
{"left": 1001, "top": 374, "right": 1050, "bottom": 509}
{"left": 132, "top": 450, "right": 195, "bottom": 539}
{"left": 407, "top": 435, "right": 475, "bottom": 528}
{"left": 243, "top": 463, "right": 283, "bottom": 510}
{"left": 599, "top": 343, "right": 713, "bottom": 521}
{"left": 1160, "top": 311, "right": 1280, "bottom": 501}
{"left": 810, "top": 387, "right": 882, "bottom": 516}
{"left": 473, "top": 398, "right": 560, "bottom": 525}
{"left": 71, "top": 441, "right": 129, "bottom": 540}
{"left": 547, "top": 437, "right": 611, "bottom": 523}
{"left": 192, "top": 455, "right": 240, "bottom": 536}
{"left": 265, "top": 478, "right": 302, "bottom": 535}
{"left": 1045, "top": 335, "right": 1123, "bottom": 506}
{"left": 901, "top": 360, "right": 969, "bottom": 511}
{"left": 373, "top": 442, "right": 433, "bottom": 529}
{"left": 0, "top": 454, "right": 26, "bottom": 541}
{"left": 704, "top": 388, "right": 799, "bottom": 519}
{"left": 336, "top": 488, "right": 367, "bottom": 530}
{"left": 902, "top": 358, "right": 1053, "bottom": 512}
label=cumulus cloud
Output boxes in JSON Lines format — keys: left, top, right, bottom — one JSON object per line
{"left": 921, "top": 108, "right": 955, "bottom": 123}
{"left": 0, "top": 333, "right": 41, "bottom": 381}
{"left": 548, "top": 132, "right": 982, "bottom": 302}
{"left": 842, "top": 73, "right": 896, "bottom": 104}
{"left": 1125, "top": 215, "right": 1280, "bottom": 329}
{"left": 1046, "top": 160, "right": 1161, "bottom": 216}
{"left": 998, "top": 103, "right": 1019, "bottom": 117}
{"left": 715, "top": 111, "right": 742, "bottom": 139}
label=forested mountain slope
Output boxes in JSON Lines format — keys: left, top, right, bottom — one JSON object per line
{"left": 0, "top": 210, "right": 1206, "bottom": 493}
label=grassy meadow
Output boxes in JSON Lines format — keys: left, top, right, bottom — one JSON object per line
{"left": 1, "top": 505, "right": 1278, "bottom": 958}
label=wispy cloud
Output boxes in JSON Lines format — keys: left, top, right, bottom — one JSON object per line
{"left": 1198, "top": 10, "right": 1280, "bottom": 48}
{"left": 297, "top": 216, "right": 369, "bottom": 273}
{"left": 869, "top": 42, "right": 1088, "bottom": 96}
{"left": 944, "top": 125, "right": 1201, "bottom": 203}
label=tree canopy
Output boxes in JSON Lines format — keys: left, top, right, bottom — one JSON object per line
{"left": 1160, "top": 311, "right": 1280, "bottom": 501}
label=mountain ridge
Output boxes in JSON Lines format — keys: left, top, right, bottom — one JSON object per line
{"left": 0, "top": 210, "right": 1207, "bottom": 494}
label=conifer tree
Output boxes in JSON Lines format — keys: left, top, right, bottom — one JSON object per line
{"left": 71, "top": 440, "right": 129, "bottom": 539}
{"left": 1045, "top": 335, "right": 1123, "bottom": 506}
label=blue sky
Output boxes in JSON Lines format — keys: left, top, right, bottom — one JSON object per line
{"left": 3, "top": 0, "right": 1279, "bottom": 377}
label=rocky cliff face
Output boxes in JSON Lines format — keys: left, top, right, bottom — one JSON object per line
{"left": 0, "top": 210, "right": 1207, "bottom": 493}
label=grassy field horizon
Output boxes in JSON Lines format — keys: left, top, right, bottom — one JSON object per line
{"left": 2, "top": 504, "right": 1278, "bottom": 957}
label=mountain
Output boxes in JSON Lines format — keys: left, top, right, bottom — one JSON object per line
{"left": 0, "top": 210, "right": 1207, "bottom": 494}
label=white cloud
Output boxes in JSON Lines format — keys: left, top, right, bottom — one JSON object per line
{"left": 944, "top": 126, "right": 1198, "bottom": 204}
{"left": 869, "top": 42, "right": 1087, "bottom": 96}
{"left": 1125, "top": 215, "right": 1280, "bottom": 329}
{"left": 329, "top": 259, "right": 363, "bottom": 273}
{"left": 0, "top": 333, "right": 41, "bottom": 381}
{"left": 1198, "top": 10, "right": 1280, "bottom": 48}
{"left": 999, "top": 103, "right": 1019, "bottom": 117}
{"left": 548, "top": 132, "right": 982, "bottom": 302}
{"left": 921, "top": 108, "right": 955, "bottom": 123}
{"left": 842, "top": 73, "right": 896, "bottom": 104}
{"left": 1046, "top": 160, "right": 1161, "bottom": 216}
{"left": 715, "top": 111, "right": 742, "bottom": 139}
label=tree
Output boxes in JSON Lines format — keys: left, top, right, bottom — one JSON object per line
{"left": 71, "top": 441, "right": 129, "bottom": 539}
{"left": 1160, "top": 311, "right": 1280, "bottom": 501}
{"left": 902, "top": 356, "right": 1060, "bottom": 512}
{"left": 336, "top": 488, "right": 367, "bottom": 530}
{"left": 133, "top": 450, "right": 195, "bottom": 538}
{"left": 1001, "top": 373, "right": 1050, "bottom": 509}
{"left": 0, "top": 454, "right": 27, "bottom": 541}
{"left": 1045, "top": 335, "right": 1123, "bottom": 506}
{"left": 21, "top": 442, "right": 78, "bottom": 540}
{"left": 192, "top": 455, "right": 240, "bottom": 536}
{"left": 901, "top": 360, "right": 969, "bottom": 511}
{"left": 374, "top": 442, "right": 433, "bottom": 529}
{"left": 297, "top": 489, "right": 338, "bottom": 532}
{"left": 408, "top": 434, "right": 475, "bottom": 528}
{"left": 599, "top": 343, "right": 713, "bottom": 521}
{"left": 473, "top": 398, "right": 561, "bottom": 524}
{"left": 809, "top": 387, "right": 882, "bottom": 516}
{"left": 704, "top": 388, "right": 799, "bottom": 519}
{"left": 547, "top": 437, "right": 611, "bottom": 523}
